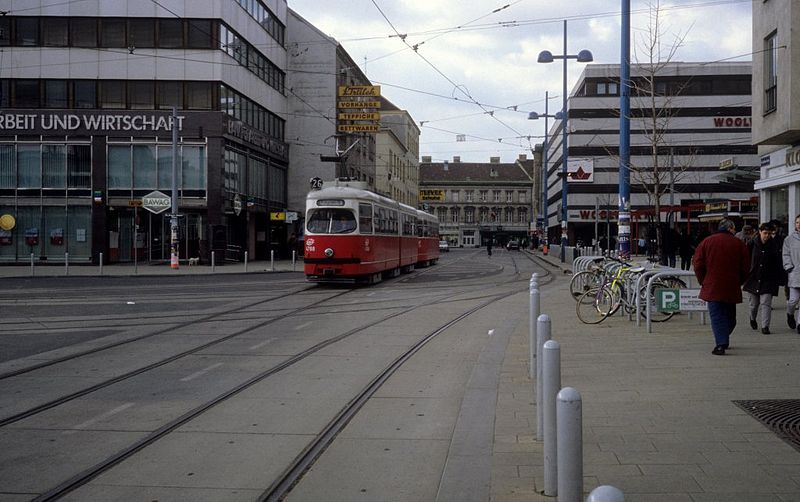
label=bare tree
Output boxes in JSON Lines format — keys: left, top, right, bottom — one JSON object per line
{"left": 627, "top": 0, "right": 697, "bottom": 261}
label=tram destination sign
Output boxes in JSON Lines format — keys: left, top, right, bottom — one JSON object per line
{"left": 141, "top": 191, "right": 171, "bottom": 214}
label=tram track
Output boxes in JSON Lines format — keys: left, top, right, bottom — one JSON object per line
{"left": 3, "top": 254, "right": 555, "bottom": 500}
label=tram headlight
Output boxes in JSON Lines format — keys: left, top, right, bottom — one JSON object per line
{"left": 324, "top": 247, "right": 334, "bottom": 258}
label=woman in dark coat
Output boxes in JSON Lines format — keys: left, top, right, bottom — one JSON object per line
{"left": 744, "top": 222, "right": 783, "bottom": 334}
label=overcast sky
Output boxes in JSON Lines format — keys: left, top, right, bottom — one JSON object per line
{"left": 287, "top": 0, "right": 752, "bottom": 163}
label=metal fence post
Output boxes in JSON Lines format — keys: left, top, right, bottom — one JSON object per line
{"left": 292, "top": 250, "right": 297, "bottom": 272}
{"left": 270, "top": 250, "right": 275, "bottom": 272}
{"left": 244, "top": 251, "right": 248, "bottom": 273}
{"left": 543, "top": 339, "right": 561, "bottom": 496}
{"left": 99, "top": 252, "right": 103, "bottom": 276}
{"left": 557, "top": 387, "right": 583, "bottom": 502}
{"left": 211, "top": 251, "right": 215, "bottom": 273}
{"left": 536, "top": 313, "right": 551, "bottom": 440}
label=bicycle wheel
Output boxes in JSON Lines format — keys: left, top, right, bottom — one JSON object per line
{"left": 639, "top": 280, "right": 676, "bottom": 322}
{"left": 576, "top": 287, "right": 615, "bottom": 324}
{"left": 569, "top": 270, "right": 602, "bottom": 300}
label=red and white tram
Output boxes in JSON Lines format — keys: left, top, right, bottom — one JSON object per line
{"left": 304, "top": 182, "right": 439, "bottom": 283}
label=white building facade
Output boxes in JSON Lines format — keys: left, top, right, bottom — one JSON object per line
{"left": 543, "top": 62, "right": 758, "bottom": 247}
{"left": 752, "top": 0, "right": 800, "bottom": 227}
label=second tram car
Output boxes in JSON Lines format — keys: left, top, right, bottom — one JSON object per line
{"left": 304, "top": 182, "right": 439, "bottom": 283}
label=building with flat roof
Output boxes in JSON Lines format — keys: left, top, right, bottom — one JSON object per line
{"left": 543, "top": 61, "right": 758, "bottom": 247}
{"left": 0, "top": 0, "right": 289, "bottom": 264}
{"left": 752, "top": 0, "right": 800, "bottom": 226}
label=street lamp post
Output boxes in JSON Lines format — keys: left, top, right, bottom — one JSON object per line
{"left": 528, "top": 93, "right": 563, "bottom": 252}
{"left": 538, "top": 20, "right": 593, "bottom": 262}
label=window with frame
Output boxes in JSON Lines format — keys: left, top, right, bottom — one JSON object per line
{"left": 128, "top": 18, "right": 155, "bottom": 48}
{"left": 765, "top": 30, "right": 778, "bottom": 114}
{"left": 493, "top": 190, "right": 501, "bottom": 202}
{"left": 15, "top": 18, "right": 39, "bottom": 46}
{"left": 506, "top": 191, "right": 513, "bottom": 202}
{"left": 70, "top": 18, "right": 97, "bottom": 47}
{"left": 518, "top": 191, "right": 526, "bottom": 204}
{"left": 42, "top": 17, "right": 68, "bottom": 46}
{"left": 158, "top": 18, "right": 183, "bottom": 48}
{"left": 100, "top": 18, "right": 126, "bottom": 47}
{"left": 465, "top": 191, "right": 473, "bottom": 202}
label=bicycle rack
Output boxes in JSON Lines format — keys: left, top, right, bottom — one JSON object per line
{"left": 643, "top": 270, "right": 705, "bottom": 333}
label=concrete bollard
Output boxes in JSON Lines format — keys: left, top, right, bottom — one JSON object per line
{"left": 30, "top": 253, "right": 34, "bottom": 277}
{"left": 271, "top": 250, "right": 275, "bottom": 271}
{"left": 587, "top": 485, "right": 625, "bottom": 502}
{"left": 211, "top": 251, "right": 216, "bottom": 273}
{"left": 536, "top": 313, "right": 551, "bottom": 440}
{"left": 99, "top": 252, "right": 103, "bottom": 276}
{"left": 292, "top": 250, "right": 297, "bottom": 271}
{"left": 529, "top": 288, "right": 540, "bottom": 380}
{"left": 530, "top": 272, "right": 539, "bottom": 288}
{"left": 557, "top": 387, "right": 583, "bottom": 502}
{"left": 65, "top": 252, "right": 69, "bottom": 276}
{"left": 244, "top": 251, "right": 248, "bottom": 272}
{"left": 543, "top": 339, "right": 560, "bottom": 496}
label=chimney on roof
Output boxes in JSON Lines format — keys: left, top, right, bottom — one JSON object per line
{"left": 518, "top": 154, "right": 527, "bottom": 161}
{"left": 453, "top": 156, "right": 461, "bottom": 163}
{"left": 490, "top": 156, "right": 500, "bottom": 164}
{"left": 421, "top": 156, "right": 432, "bottom": 163}
{"left": 443, "top": 160, "right": 449, "bottom": 171}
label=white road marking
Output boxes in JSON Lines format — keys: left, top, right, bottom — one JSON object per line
{"left": 294, "top": 321, "right": 312, "bottom": 331}
{"left": 249, "top": 338, "right": 275, "bottom": 350}
{"left": 488, "top": 329, "right": 495, "bottom": 337}
{"left": 65, "top": 402, "right": 135, "bottom": 434}
{"left": 180, "top": 362, "right": 223, "bottom": 382}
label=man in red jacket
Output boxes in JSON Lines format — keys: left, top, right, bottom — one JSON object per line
{"left": 693, "top": 219, "right": 751, "bottom": 355}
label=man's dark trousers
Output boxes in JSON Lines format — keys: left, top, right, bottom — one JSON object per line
{"left": 707, "top": 301, "right": 737, "bottom": 346}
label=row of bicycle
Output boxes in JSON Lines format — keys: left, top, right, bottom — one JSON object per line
{"left": 569, "top": 255, "right": 687, "bottom": 324}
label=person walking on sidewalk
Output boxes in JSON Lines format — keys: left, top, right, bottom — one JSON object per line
{"left": 693, "top": 219, "right": 750, "bottom": 355}
{"left": 782, "top": 214, "right": 800, "bottom": 333}
{"left": 744, "top": 222, "right": 782, "bottom": 335}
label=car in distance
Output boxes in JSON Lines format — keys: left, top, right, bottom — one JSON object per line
{"left": 506, "top": 240, "right": 520, "bottom": 251}
{"left": 439, "top": 240, "right": 450, "bottom": 252}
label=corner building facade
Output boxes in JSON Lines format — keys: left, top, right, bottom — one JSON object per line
{"left": 0, "top": 0, "right": 289, "bottom": 264}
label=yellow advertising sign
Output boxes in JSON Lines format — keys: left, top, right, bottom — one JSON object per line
{"left": 338, "top": 112, "right": 381, "bottom": 121}
{"left": 338, "top": 100, "right": 381, "bottom": 109}
{"left": 419, "top": 189, "right": 445, "bottom": 202}
{"left": 270, "top": 211, "right": 286, "bottom": 221}
{"left": 338, "top": 85, "right": 381, "bottom": 97}
{"left": 337, "top": 124, "right": 380, "bottom": 133}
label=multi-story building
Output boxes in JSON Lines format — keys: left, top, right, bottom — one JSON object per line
{"left": 418, "top": 155, "right": 537, "bottom": 247}
{"left": 752, "top": 0, "right": 800, "bottom": 225}
{"left": 543, "top": 62, "right": 758, "bottom": 246}
{"left": 375, "top": 97, "right": 419, "bottom": 207}
{"left": 0, "top": 0, "right": 290, "bottom": 264}
{"left": 286, "top": 9, "right": 377, "bottom": 218}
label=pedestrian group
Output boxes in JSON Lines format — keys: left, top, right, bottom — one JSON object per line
{"left": 693, "top": 216, "right": 799, "bottom": 355}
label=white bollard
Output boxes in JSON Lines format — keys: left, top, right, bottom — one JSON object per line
{"left": 529, "top": 288, "right": 540, "bottom": 380}
{"left": 587, "top": 485, "right": 625, "bottom": 502}
{"left": 536, "top": 314, "right": 551, "bottom": 440}
{"left": 244, "top": 251, "right": 248, "bottom": 272}
{"left": 530, "top": 272, "right": 539, "bottom": 288}
{"left": 292, "top": 250, "right": 297, "bottom": 271}
{"left": 65, "top": 252, "right": 69, "bottom": 276}
{"left": 30, "top": 253, "right": 34, "bottom": 277}
{"left": 543, "top": 339, "right": 560, "bottom": 496}
{"left": 211, "top": 251, "right": 215, "bottom": 273}
{"left": 99, "top": 252, "right": 103, "bottom": 276}
{"left": 557, "top": 387, "right": 583, "bottom": 502}
{"left": 271, "top": 249, "right": 275, "bottom": 271}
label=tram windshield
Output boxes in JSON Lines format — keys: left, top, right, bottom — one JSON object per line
{"left": 307, "top": 208, "right": 357, "bottom": 234}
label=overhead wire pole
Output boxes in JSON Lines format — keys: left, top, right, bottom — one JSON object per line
{"left": 170, "top": 107, "right": 179, "bottom": 270}
{"left": 618, "top": 0, "right": 632, "bottom": 259}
